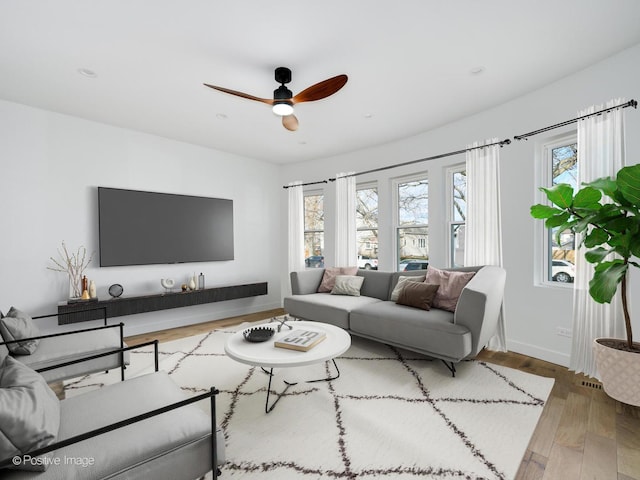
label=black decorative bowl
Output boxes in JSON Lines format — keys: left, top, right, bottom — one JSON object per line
{"left": 243, "top": 326, "right": 275, "bottom": 343}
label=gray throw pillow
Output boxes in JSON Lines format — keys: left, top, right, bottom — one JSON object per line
{"left": 331, "top": 275, "right": 365, "bottom": 296}
{"left": 0, "top": 356, "right": 61, "bottom": 471}
{"left": 396, "top": 282, "right": 440, "bottom": 310}
{"left": 390, "top": 275, "right": 426, "bottom": 302}
{"left": 0, "top": 307, "right": 40, "bottom": 355}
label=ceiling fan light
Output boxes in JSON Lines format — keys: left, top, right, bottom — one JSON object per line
{"left": 272, "top": 102, "right": 294, "bottom": 116}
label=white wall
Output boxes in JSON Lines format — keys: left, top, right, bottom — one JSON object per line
{"left": 0, "top": 100, "right": 282, "bottom": 336}
{"left": 280, "top": 43, "right": 640, "bottom": 367}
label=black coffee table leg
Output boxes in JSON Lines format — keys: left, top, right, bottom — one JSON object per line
{"left": 262, "top": 359, "right": 340, "bottom": 413}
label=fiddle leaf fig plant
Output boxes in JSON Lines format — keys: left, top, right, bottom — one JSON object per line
{"left": 530, "top": 163, "right": 640, "bottom": 351}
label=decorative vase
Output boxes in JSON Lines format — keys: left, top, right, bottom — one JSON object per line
{"left": 89, "top": 280, "right": 97, "bottom": 299}
{"left": 593, "top": 338, "right": 640, "bottom": 406}
{"left": 69, "top": 274, "right": 81, "bottom": 299}
{"left": 188, "top": 277, "right": 196, "bottom": 291}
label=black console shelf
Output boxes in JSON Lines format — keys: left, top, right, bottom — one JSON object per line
{"left": 57, "top": 282, "right": 268, "bottom": 325}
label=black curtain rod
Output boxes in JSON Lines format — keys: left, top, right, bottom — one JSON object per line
{"left": 514, "top": 99, "right": 637, "bottom": 141}
{"left": 283, "top": 180, "right": 328, "bottom": 189}
{"left": 283, "top": 138, "right": 511, "bottom": 188}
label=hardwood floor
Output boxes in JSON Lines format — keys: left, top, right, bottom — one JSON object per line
{"left": 125, "top": 309, "right": 640, "bottom": 480}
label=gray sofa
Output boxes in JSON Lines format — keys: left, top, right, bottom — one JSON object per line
{"left": 283, "top": 266, "right": 506, "bottom": 372}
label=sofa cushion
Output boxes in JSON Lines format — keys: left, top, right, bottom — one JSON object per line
{"left": 396, "top": 282, "right": 439, "bottom": 310}
{"left": 356, "top": 269, "right": 394, "bottom": 300}
{"left": 0, "top": 356, "right": 60, "bottom": 471}
{"left": 425, "top": 267, "right": 476, "bottom": 312}
{"left": 390, "top": 275, "right": 426, "bottom": 302}
{"left": 331, "top": 275, "right": 365, "bottom": 296}
{"left": 0, "top": 307, "right": 40, "bottom": 355}
{"left": 284, "top": 293, "right": 382, "bottom": 329}
{"left": 317, "top": 266, "right": 358, "bottom": 293}
{"left": 350, "top": 301, "right": 472, "bottom": 362}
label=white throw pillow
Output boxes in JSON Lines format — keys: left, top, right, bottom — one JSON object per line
{"left": 331, "top": 275, "right": 365, "bottom": 297}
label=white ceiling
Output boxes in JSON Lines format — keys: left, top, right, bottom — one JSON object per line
{"left": 1, "top": 1, "right": 640, "bottom": 165}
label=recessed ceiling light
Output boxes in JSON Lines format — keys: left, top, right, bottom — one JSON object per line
{"left": 469, "top": 66, "right": 485, "bottom": 75}
{"left": 216, "top": 113, "right": 228, "bottom": 120}
{"left": 364, "top": 113, "right": 374, "bottom": 119}
{"left": 77, "top": 68, "right": 97, "bottom": 78}
{"left": 298, "top": 141, "right": 307, "bottom": 145}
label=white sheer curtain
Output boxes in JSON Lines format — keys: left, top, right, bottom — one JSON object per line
{"left": 335, "top": 172, "right": 357, "bottom": 266}
{"left": 570, "top": 98, "right": 627, "bottom": 378}
{"left": 465, "top": 138, "right": 507, "bottom": 351}
{"left": 287, "top": 181, "right": 306, "bottom": 273}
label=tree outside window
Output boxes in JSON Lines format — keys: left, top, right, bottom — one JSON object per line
{"left": 450, "top": 168, "right": 466, "bottom": 267}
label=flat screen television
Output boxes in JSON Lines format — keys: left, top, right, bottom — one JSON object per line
{"left": 98, "top": 187, "right": 234, "bottom": 267}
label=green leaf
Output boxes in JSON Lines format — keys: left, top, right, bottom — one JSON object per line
{"left": 545, "top": 212, "right": 571, "bottom": 228}
{"left": 585, "top": 247, "right": 611, "bottom": 264}
{"left": 540, "top": 184, "right": 574, "bottom": 209}
{"left": 617, "top": 164, "right": 640, "bottom": 205}
{"left": 604, "top": 215, "right": 638, "bottom": 234}
{"left": 573, "top": 186, "right": 602, "bottom": 208}
{"left": 589, "top": 261, "right": 628, "bottom": 304}
{"left": 584, "top": 177, "right": 617, "bottom": 197}
{"left": 584, "top": 228, "right": 609, "bottom": 248}
{"left": 530, "top": 204, "right": 562, "bottom": 219}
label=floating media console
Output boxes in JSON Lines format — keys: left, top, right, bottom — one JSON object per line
{"left": 57, "top": 282, "right": 268, "bottom": 325}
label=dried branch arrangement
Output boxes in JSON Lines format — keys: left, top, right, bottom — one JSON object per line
{"left": 48, "top": 241, "right": 94, "bottom": 298}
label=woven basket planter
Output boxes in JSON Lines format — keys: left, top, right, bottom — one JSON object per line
{"left": 593, "top": 338, "right": 640, "bottom": 407}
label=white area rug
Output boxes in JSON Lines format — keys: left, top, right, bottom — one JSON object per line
{"left": 65, "top": 319, "right": 554, "bottom": 480}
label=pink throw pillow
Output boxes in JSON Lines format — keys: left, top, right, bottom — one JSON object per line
{"left": 424, "top": 267, "right": 475, "bottom": 312}
{"left": 317, "top": 266, "right": 358, "bottom": 292}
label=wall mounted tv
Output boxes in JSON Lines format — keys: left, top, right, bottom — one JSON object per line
{"left": 98, "top": 187, "right": 234, "bottom": 267}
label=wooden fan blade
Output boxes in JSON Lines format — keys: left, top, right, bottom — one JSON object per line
{"left": 203, "top": 83, "right": 274, "bottom": 105}
{"left": 282, "top": 114, "right": 299, "bottom": 131}
{"left": 292, "top": 74, "right": 348, "bottom": 104}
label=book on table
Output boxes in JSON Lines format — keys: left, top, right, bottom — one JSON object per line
{"left": 274, "top": 329, "right": 327, "bottom": 351}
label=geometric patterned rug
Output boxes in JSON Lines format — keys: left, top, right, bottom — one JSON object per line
{"left": 64, "top": 318, "right": 554, "bottom": 480}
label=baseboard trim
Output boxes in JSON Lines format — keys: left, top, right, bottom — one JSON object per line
{"left": 506, "top": 339, "right": 570, "bottom": 368}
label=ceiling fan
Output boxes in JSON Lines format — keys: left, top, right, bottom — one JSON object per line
{"left": 204, "top": 67, "right": 348, "bottom": 131}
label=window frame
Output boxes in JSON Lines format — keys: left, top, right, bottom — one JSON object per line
{"left": 355, "top": 182, "right": 379, "bottom": 265}
{"left": 534, "top": 131, "right": 577, "bottom": 288}
{"left": 392, "top": 172, "right": 429, "bottom": 271}
{"left": 446, "top": 164, "right": 466, "bottom": 268}
{"left": 303, "top": 189, "right": 325, "bottom": 269}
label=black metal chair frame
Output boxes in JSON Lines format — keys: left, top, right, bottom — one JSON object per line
{"left": 0, "top": 307, "right": 128, "bottom": 381}
{"left": 0, "top": 339, "right": 221, "bottom": 478}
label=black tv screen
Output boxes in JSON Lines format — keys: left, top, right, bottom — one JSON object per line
{"left": 98, "top": 187, "right": 234, "bottom": 267}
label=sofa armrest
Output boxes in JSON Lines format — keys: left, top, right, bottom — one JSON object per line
{"left": 0, "top": 321, "right": 124, "bottom": 348}
{"left": 454, "top": 265, "right": 506, "bottom": 357}
{"left": 34, "top": 339, "right": 159, "bottom": 380}
{"left": 290, "top": 269, "right": 325, "bottom": 295}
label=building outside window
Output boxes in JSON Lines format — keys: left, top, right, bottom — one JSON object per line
{"left": 448, "top": 166, "right": 466, "bottom": 267}
{"left": 395, "top": 175, "right": 429, "bottom": 271}
{"left": 356, "top": 185, "right": 379, "bottom": 269}
{"left": 543, "top": 135, "right": 577, "bottom": 284}
{"left": 304, "top": 192, "right": 324, "bottom": 268}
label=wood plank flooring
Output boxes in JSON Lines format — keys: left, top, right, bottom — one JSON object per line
{"left": 124, "top": 309, "right": 639, "bottom": 480}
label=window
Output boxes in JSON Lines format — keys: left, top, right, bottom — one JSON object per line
{"left": 541, "top": 135, "right": 577, "bottom": 284}
{"left": 448, "top": 166, "right": 466, "bottom": 267}
{"left": 356, "top": 185, "right": 378, "bottom": 269}
{"left": 304, "top": 192, "right": 324, "bottom": 268}
{"left": 395, "top": 175, "right": 429, "bottom": 271}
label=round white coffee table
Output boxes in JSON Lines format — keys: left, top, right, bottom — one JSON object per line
{"left": 225, "top": 318, "right": 351, "bottom": 413}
